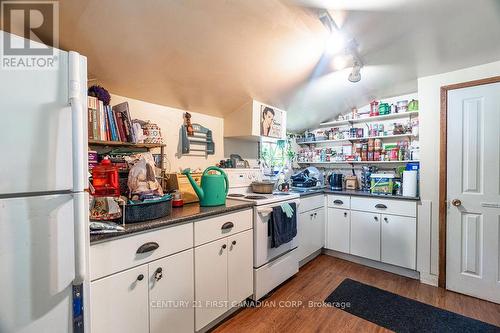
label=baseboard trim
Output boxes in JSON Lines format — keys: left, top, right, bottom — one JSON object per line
{"left": 299, "top": 249, "right": 322, "bottom": 267}
{"left": 323, "top": 249, "right": 420, "bottom": 280}
{"left": 196, "top": 294, "right": 251, "bottom": 333}
{"left": 419, "top": 272, "right": 439, "bottom": 286}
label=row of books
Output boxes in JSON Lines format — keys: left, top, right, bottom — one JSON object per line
{"left": 88, "top": 96, "right": 136, "bottom": 142}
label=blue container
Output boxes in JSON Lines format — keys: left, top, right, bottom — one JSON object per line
{"left": 406, "top": 162, "right": 420, "bottom": 171}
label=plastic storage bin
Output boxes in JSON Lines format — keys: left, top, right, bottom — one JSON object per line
{"left": 123, "top": 195, "right": 172, "bottom": 223}
{"left": 370, "top": 174, "right": 395, "bottom": 195}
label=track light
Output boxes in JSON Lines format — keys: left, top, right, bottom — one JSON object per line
{"left": 348, "top": 61, "right": 362, "bottom": 83}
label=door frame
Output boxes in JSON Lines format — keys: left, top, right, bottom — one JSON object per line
{"left": 438, "top": 75, "right": 500, "bottom": 288}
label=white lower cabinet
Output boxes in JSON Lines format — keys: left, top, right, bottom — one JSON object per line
{"left": 227, "top": 229, "right": 254, "bottom": 304}
{"left": 194, "top": 238, "right": 229, "bottom": 330}
{"left": 298, "top": 207, "right": 325, "bottom": 262}
{"left": 350, "top": 210, "right": 381, "bottom": 261}
{"left": 91, "top": 264, "right": 149, "bottom": 333}
{"left": 90, "top": 248, "right": 194, "bottom": 333}
{"left": 149, "top": 249, "right": 194, "bottom": 333}
{"left": 326, "top": 208, "right": 350, "bottom": 253}
{"left": 195, "top": 229, "right": 253, "bottom": 331}
{"left": 381, "top": 214, "right": 417, "bottom": 269}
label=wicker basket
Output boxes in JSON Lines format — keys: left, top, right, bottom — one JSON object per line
{"left": 123, "top": 195, "right": 172, "bottom": 224}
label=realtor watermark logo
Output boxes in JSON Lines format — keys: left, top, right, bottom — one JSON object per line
{"left": 1, "top": 0, "right": 59, "bottom": 70}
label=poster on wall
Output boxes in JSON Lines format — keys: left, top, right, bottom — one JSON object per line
{"left": 260, "top": 105, "right": 283, "bottom": 138}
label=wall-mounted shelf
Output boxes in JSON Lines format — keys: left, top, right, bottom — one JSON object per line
{"left": 297, "top": 133, "right": 417, "bottom": 145}
{"left": 318, "top": 111, "right": 419, "bottom": 128}
{"left": 88, "top": 139, "right": 165, "bottom": 149}
{"left": 297, "top": 160, "right": 419, "bottom": 165}
{"left": 88, "top": 139, "right": 167, "bottom": 186}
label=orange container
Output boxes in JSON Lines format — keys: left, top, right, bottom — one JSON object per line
{"left": 92, "top": 157, "right": 120, "bottom": 197}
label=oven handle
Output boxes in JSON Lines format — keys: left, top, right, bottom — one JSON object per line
{"left": 258, "top": 208, "right": 274, "bottom": 215}
{"left": 257, "top": 200, "right": 300, "bottom": 215}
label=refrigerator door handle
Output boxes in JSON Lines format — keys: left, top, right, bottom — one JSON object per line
{"left": 69, "top": 51, "right": 87, "bottom": 285}
{"left": 69, "top": 51, "right": 85, "bottom": 193}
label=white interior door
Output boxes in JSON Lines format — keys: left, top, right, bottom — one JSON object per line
{"left": 446, "top": 81, "right": 500, "bottom": 303}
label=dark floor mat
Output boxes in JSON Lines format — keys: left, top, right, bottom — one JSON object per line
{"left": 325, "top": 278, "right": 500, "bottom": 333}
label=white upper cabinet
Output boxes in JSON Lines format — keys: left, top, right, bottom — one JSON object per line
{"left": 224, "top": 100, "right": 287, "bottom": 139}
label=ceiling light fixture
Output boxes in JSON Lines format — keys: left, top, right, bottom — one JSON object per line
{"left": 348, "top": 61, "right": 362, "bottom": 83}
{"left": 318, "top": 9, "right": 364, "bottom": 83}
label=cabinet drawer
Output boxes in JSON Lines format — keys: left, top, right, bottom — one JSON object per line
{"left": 351, "top": 197, "right": 416, "bottom": 217}
{"left": 299, "top": 194, "right": 324, "bottom": 213}
{"left": 194, "top": 209, "right": 252, "bottom": 246}
{"left": 326, "top": 194, "right": 350, "bottom": 209}
{"left": 90, "top": 223, "right": 193, "bottom": 281}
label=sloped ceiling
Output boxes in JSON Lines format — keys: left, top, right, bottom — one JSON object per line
{"left": 56, "top": 0, "right": 500, "bottom": 131}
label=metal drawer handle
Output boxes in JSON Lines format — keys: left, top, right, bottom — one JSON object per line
{"left": 375, "top": 204, "right": 387, "bottom": 209}
{"left": 221, "top": 222, "right": 234, "bottom": 230}
{"left": 374, "top": 216, "right": 378, "bottom": 221}
{"left": 222, "top": 244, "right": 227, "bottom": 249}
{"left": 136, "top": 242, "right": 159, "bottom": 254}
{"left": 384, "top": 217, "right": 388, "bottom": 222}
{"left": 232, "top": 240, "right": 237, "bottom": 245}
{"left": 137, "top": 274, "right": 144, "bottom": 281}
{"left": 344, "top": 212, "right": 348, "bottom": 217}
{"left": 333, "top": 200, "right": 343, "bottom": 205}
{"left": 154, "top": 267, "right": 163, "bottom": 281}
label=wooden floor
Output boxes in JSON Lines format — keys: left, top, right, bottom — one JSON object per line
{"left": 214, "top": 255, "right": 500, "bottom": 332}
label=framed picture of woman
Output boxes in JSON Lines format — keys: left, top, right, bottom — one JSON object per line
{"left": 260, "top": 105, "right": 283, "bottom": 138}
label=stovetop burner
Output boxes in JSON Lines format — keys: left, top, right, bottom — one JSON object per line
{"left": 227, "top": 193, "right": 245, "bottom": 198}
{"left": 245, "top": 195, "right": 267, "bottom": 200}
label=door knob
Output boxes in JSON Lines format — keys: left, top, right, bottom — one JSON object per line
{"left": 451, "top": 199, "right": 462, "bottom": 207}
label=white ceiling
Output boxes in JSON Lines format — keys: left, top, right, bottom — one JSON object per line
{"left": 56, "top": 0, "right": 500, "bottom": 131}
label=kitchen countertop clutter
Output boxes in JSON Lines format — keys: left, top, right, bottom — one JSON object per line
{"left": 90, "top": 200, "right": 254, "bottom": 243}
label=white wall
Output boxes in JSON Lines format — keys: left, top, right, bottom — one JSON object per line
{"left": 417, "top": 60, "right": 500, "bottom": 283}
{"left": 110, "top": 94, "right": 224, "bottom": 172}
{"left": 224, "top": 138, "right": 259, "bottom": 168}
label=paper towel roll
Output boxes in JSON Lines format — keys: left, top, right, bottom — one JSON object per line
{"left": 402, "top": 170, "right": 418, "bottom": 197}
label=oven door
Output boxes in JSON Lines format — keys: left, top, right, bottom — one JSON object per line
{"left": 253, "top": 200, "right": 300, "bottom": 268}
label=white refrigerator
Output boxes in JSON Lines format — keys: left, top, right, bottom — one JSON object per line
{"left": 0, "top": 32, "right": 90, "bottom": 333}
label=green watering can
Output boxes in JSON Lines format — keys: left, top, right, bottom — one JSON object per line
{"left": 183, "top": 166, "right": 229, "bottom": 206}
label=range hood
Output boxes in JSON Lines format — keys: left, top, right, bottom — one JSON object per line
{"left": 224, "top": 100, "right": 287, "bottom": 141}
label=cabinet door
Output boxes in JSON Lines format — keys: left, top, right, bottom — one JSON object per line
{"left": 326, "top": 208, "right": 350, "bottom": 253}
{"left": 350, "top": 211, "right": 381, "bottom": 261}
{"left": 90, "top": 265, "right": 149, "bottom": 333}
{"left": 297, "top": 211, "right": 314, "bottom": 262}
{"left": 381, "top": 214, "right": 417, "bottom": 269}
{"left": 149, "top": 249, "right": 194, "bottom": 333}
{"left": 312, "top": 208, "right": 325, "bottom": 252}
{"left": 194, "top": 238, "right": 228, "bottom": 331}
{"left": 228, "top": 230, "right": 253, "bottom": 305}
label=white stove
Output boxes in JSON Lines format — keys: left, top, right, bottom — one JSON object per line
{"left": 227, "top": 192, "right": 299, "bottom": 205}
{"left": 224, "top": 168, "right": 300, "bottom": 300}
{"left": 225, "top": 168, "right": 299, "bottom": 205}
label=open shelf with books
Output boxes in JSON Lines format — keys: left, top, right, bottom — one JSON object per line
{"left": 88, "top": 139, "right": 165, "bottom": 149}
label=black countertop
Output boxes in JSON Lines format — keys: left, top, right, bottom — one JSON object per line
{"left": 90, "top": 200, "right": 255, "bottom": 244}
{"left": 324, "top": 189, "right": 420, "bottom": 201}
{"left": 291, "top": 187, "right": 419, "bottom": 201}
